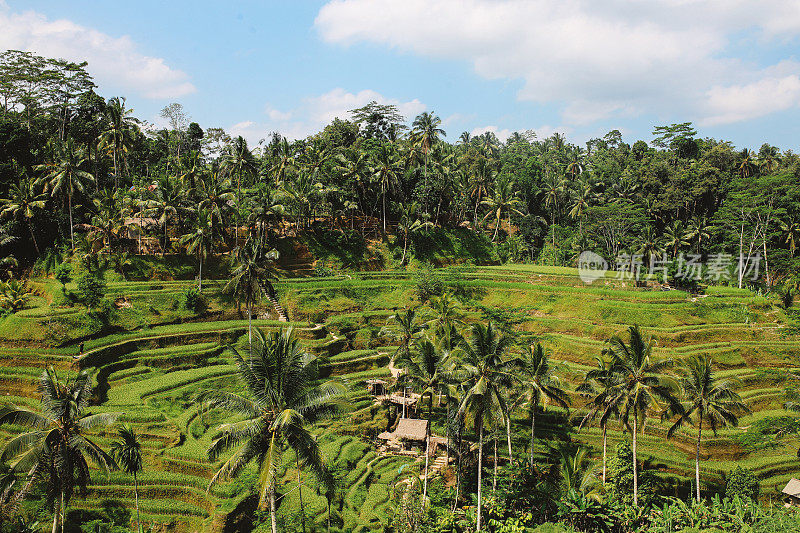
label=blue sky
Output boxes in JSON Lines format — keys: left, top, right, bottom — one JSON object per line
{"left": 2, "top": 0, "right": 800, "bottom": 150}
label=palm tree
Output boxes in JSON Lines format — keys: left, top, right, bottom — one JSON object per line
{"left": 663, "top": 220, "right": 689, "bottom": 258}
{"left": 198, "top": 328, "right": 341, "bottom": 533}
{"left": 578, "top": 357, "right": 619, "bottom": 484}
{"left": 605, "top": 326, "right": 678, "bottom": 506}
{"left": 517, "top": 343, "right": 570, "bottom": 467}
{"left": 780, "top": 218, "right": 800, "bottom": 256}
{"left": 568, "top": 180, "right": 595, "bottom": 237}
{"left": 738, "top": 148, "right": 758, "bottom": 178}
{"left": 98, "top": 97, "right": 136, "bottom": 187}
{"left": 0, "top": 368, "right": 119, "bottom": 533}
{"left": 411, "top": 112, "right": 446, "bottom": 213}
{"left": 667, "top": 355, "right": 747, "bottom": 503}
{"left": 35, "top": 139, "right": 95, "bottom": 249}
{"left": 179, "top": 207, "right": 216, "bottom": 291}
{"left": 544, "top": 175, "right": 566, "bottom": 257}
{"left": 685, "top": 217, "right": 711, "bottom": 254}
{"left": 426, "top": 292, "right": 463, "bottom": 342}
{"left": 637, "top": 227, "right": 662, "bottom": 270}
{"left": 195, "top": 171, "right": 234, "bottom": 241}
{"left": 224, "top": 239, "right": 278, "bottom": 360}
{"left": 456, "top": 322, "right": 516, "bottom": 531}
{"left": 91, "top": 188, "right": 125, "bottom": 252}
{"left": 223, "top": 136, "right": 257, "bottom": 244}
{"left": 394, "top": 201, "right": 432, "bottom": 264}
{"left": 383, "top": 307, "right": 425, "bottom": 365}
{"left": 147, "top": 177, "right": 186, "bottom": 256}
{"left": 371, "top": 145, "right": 402, "bottom": 234}
{"left": 110, "top": 425, "right": 143, "bottom": 533}
{"left": 0, "top": 176, "right": 46, "bottom": 254}
{"left": 481, "top": 176, "right": 524, "bottom": 242}
{"left": 395, "top": 337, "right": 455, "bottom": 501}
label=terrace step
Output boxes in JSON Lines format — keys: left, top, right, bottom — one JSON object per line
{"left": 266, "top": 294, "right": 288, "bottom": 322}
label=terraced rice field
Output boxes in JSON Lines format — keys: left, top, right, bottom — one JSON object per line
{"left": 2, "top": 266, "right": 799, "bottom": 531}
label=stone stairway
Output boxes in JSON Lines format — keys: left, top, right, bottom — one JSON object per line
{"left": 266, "top": 293, "right": 288, "bottom": 322}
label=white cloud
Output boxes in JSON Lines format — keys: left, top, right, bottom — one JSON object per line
{"left": 0, "top": 5, "right": 195, "bottom": 99}
{"left": 471, "top": 125, "right": 513, "bottom": 142}
{"left": 229, "top": 89, "right": 427, "bottom": 145}
{"left": 316, "top": 0, "right": 800, "bottom": 126}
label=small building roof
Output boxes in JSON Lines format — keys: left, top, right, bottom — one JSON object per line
{"left": 782, "top": 478, "right": 800, "bottom": 497}
{"left": 124, "top": 217, "right": 159, "bottom": 227}
{"left": 366, "top": 379, "right": 388, "bottom": 385}
{"left": 394, "top": 418, "right": 429, "bottom": 441}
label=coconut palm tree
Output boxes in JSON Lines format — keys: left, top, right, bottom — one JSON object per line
{"left": 35, "top": 139, "right": 95, "bottom": 250}
{"left": 637, "top": 227, "right": 663, "bottom": 269}
{"left": 371, "top": 145, "right": 403, "bottom": 234}
{"left": 0, "top": 368, "right": 119, "bottom": 533}
{"left": 411, "top": 112, "right": 446, "bottom": 213}
{"left": 383, "top": 307, "right": 426, "bottom": 365}
{"left": 110, "top": 425, "right": 143, "bottom": 533}
{"left": 605, "top": 325, "right": 678, "bottom": 506}
{"left": 578, "top": 356, "right": 619, "bottom": 484}
{"left": 685, "top": 217, "right": 711, "bottom": 254}
{"left": 426, "top": 292, "right": 464, "bottom": 342}
{"left": 780, "top": 218, "right": 800, "bottom": 256}
{"left": 667, "top": 355, "right": 747, "bottom": 503}
{"left": 147, "top": 177, "right": 186, "bottom": 256}
{"left": 98, "top": 97, "right": 136, "bottom": 187}
{"left": 568, "top": 180, "right": 595, "bottom": 237}
{"left": 456, "top": 322, "right": 516, "bottom": 531}
{"left": 179, "top": 207, "right": 216, "bottom": 291}
{"left": 223, "top": 136, "right": 257, "bottom": 245}
{"left": 0, "top": 176, "right": 46, "bottom": 254}
{"left": 198, "top": 328, "right": 341, "bottom": 533}
{"left": 224, "top": 239, "right": 278, "bottom": 360}
{"left": 482, "top": 176, "right": 525, "bottom": 242}
{"left": 663, "top": 220, "right": 689, "bottom": 258}
{"left": 517, "top": 343, "right": 570, "bottom": 467}
{"left": 394, "top": 201, "right": 432, "bottom": 264}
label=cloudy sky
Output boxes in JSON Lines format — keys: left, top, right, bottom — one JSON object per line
{"left": 2, "top": 0, "right": 799, "bottom": 149}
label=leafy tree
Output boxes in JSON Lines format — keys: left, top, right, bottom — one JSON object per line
{"left": 668, "top": 355, "right": 748, "bottom": 502}
{"left": 198, "top": 328, "right": 341, "bottom": 533}
{"left": 456, "top": 322, "right": 516, "bottom": 531}
{"left": 76, "top": 270, "right": 106, "bottom": 309}
{"left": 481, "top": 176, "right": 524, "bottom": 242}
{"left": 579, "top": 357, "right": 619, "bottom": 484}
{"left": 54, "top": 263, "right": 72, "bottom": 293}
{"left": 110, "top": 425, "right": 143, "bottom": 533}
{"left": 179, "top": 207, "right": 216, "bottom": 290}
{"left": 98, "top": 97, "right": 136, "bottom": 186}
{"left": 411, "top": 112, "right": 446, "bottom": 213}
{"left": 517, "top": 343, "right": 569, "bottom": 467}
{"left": 0, "top": 176, "right": 45, "bottom": 254}
{"left": 394, "top": 201, "right": 432, "bottom": 264}
{"left": 605, "top": 326, "right": 678, "bottom": 506}
{"left": 725, "top": 466, "right": 759, "bottom": 500}
{"left": 35, "top": 139, "right": 95, "bottom": 249}
{"left": 0, "top": 368, "right": 119, "bottom": 533}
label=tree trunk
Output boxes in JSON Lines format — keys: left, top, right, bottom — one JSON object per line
{"left": 505, "top": 416, "right": 513, "bottom": 464}
{"left": 51, "top": 495, "right": 59, "bottom": 533}
{"left": 198, "top": 254, "right": 203, "bottom": 291}
{"left": 492, "top": 215, "right": 500, "bottom": 242}
{"left": 530, "top": 402, "right": 537, "bottom": 467}
{"left": 61, "top": 488, "right": 65, "bottom": 533}
{"left": 423, "top": 433, "right": 430, "bottom": 502}
{"left": 68, "top": 191, "right": 74, "bottom": 250}
{"left": 602, "top": 425, "right": 607, "bottom": 484}
{"left": 382, "top": 190, "right": 387, "bottom": 235}
{"left": 477, "top": 423, "right": 483, "bottom": 532}
{"left": 493, "top": 434, "right": 497, "bottom": 492}
{"left": 297, "top": 454, "right": 307, "bottom": 533}
{"left": 134, "top": 473, "right": 142, "bottom": 533}
{"left": 632, "top": 411, "right": 639, "bottom": 507}
{"left": 401, "top": 231, "right": 408, "bottom": 265}
{"left": 248, "top": 298, "right": 253, "bottom": 369}
{"left": 163, "top": 217, "right": 168, "bottom": 257}
{"left": 27, "top": 221, "right": 40, "bottom": 255}
{"left": 270, "top": 488, "right": 278, "bottom": 533}
{"left": 695, "top": 420, "right": 702, "bottom": 503}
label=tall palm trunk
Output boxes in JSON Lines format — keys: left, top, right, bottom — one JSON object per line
{"left": 423, "top": 434, "right": 430, "bottom": 502}
{"left": 602, "top": 425, "right": 607, "bottom": 484}
{"left": 247, "top": 299, "right": 253, "bottom": 368}
{"left": 530, "top": 402, "right": 537, "bottom": 467}
{"left": 68, "top": 190, "right": 74, "bottom": 250}
{"left": 505, "top": 417, "right": 513, "bottom": 464}
{"left": 297, "top": 453, "right": 307, "bottom": 532}
{"left": 134, "top": 472, "right": 142, "bottom": 533}
{"left": 51, "top": 495, "right": 59, "bottom": 533}
{"left": 28, "top": 221, "right": 40, "bottom": 255}
{"left": 492, "top": 434, "right": 497, "bottom": 492}
{"left": 695, "top": 420, "right": 702, "bottom": 503}
{"left": 61, "top": 489, "right": 65, "bottom": 533}
{"left": 270, "top": 488, "right": 278, "bottom": 533}
{"left": 382, "top": 189, "right": 387, "bottom": 235}
{"left": 476, "top": 423, "right": 483, "bottom": 532}
{"left": 632, "top": 410, "right": 638, "bottom": 507}
{"left": 198, "top": 254, "right": 203, "bottom": 291}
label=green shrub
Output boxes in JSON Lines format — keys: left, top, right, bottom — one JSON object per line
{"left": 76, "top": 271, "right": 107, "bottom": 308}
{"left": 726, "top": 466, "right": 760, "bottom": 500}
{"left": 184, "top": 287, "right": 208, "bottom": 314}
{"left": 55, "top": 263, "right": 73, "bottom": 292}
{"left": 415, "top": 265, "right": 444, "bottom": 302}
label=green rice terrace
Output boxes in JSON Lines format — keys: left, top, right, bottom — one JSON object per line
{"left": 2, "top": 260, "right": 800, "bottom": 532}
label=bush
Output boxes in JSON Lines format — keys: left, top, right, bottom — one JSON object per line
{"left": 726, "top": 466, "right": 759, "bottom": 500}
{"left": 184, "top": 287, "right": 208, "bottom": 314}
{"left": 415, "top": 265, "right": 444, "bottom": 302}
{"left": 315, "top": 263, "right": 336, "bottom": 277}
{"left": 55, "top": 263, "right": 72, "bottom": 292}
{"left": 76, "top": 271, "right": 106, "bottom": 308}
